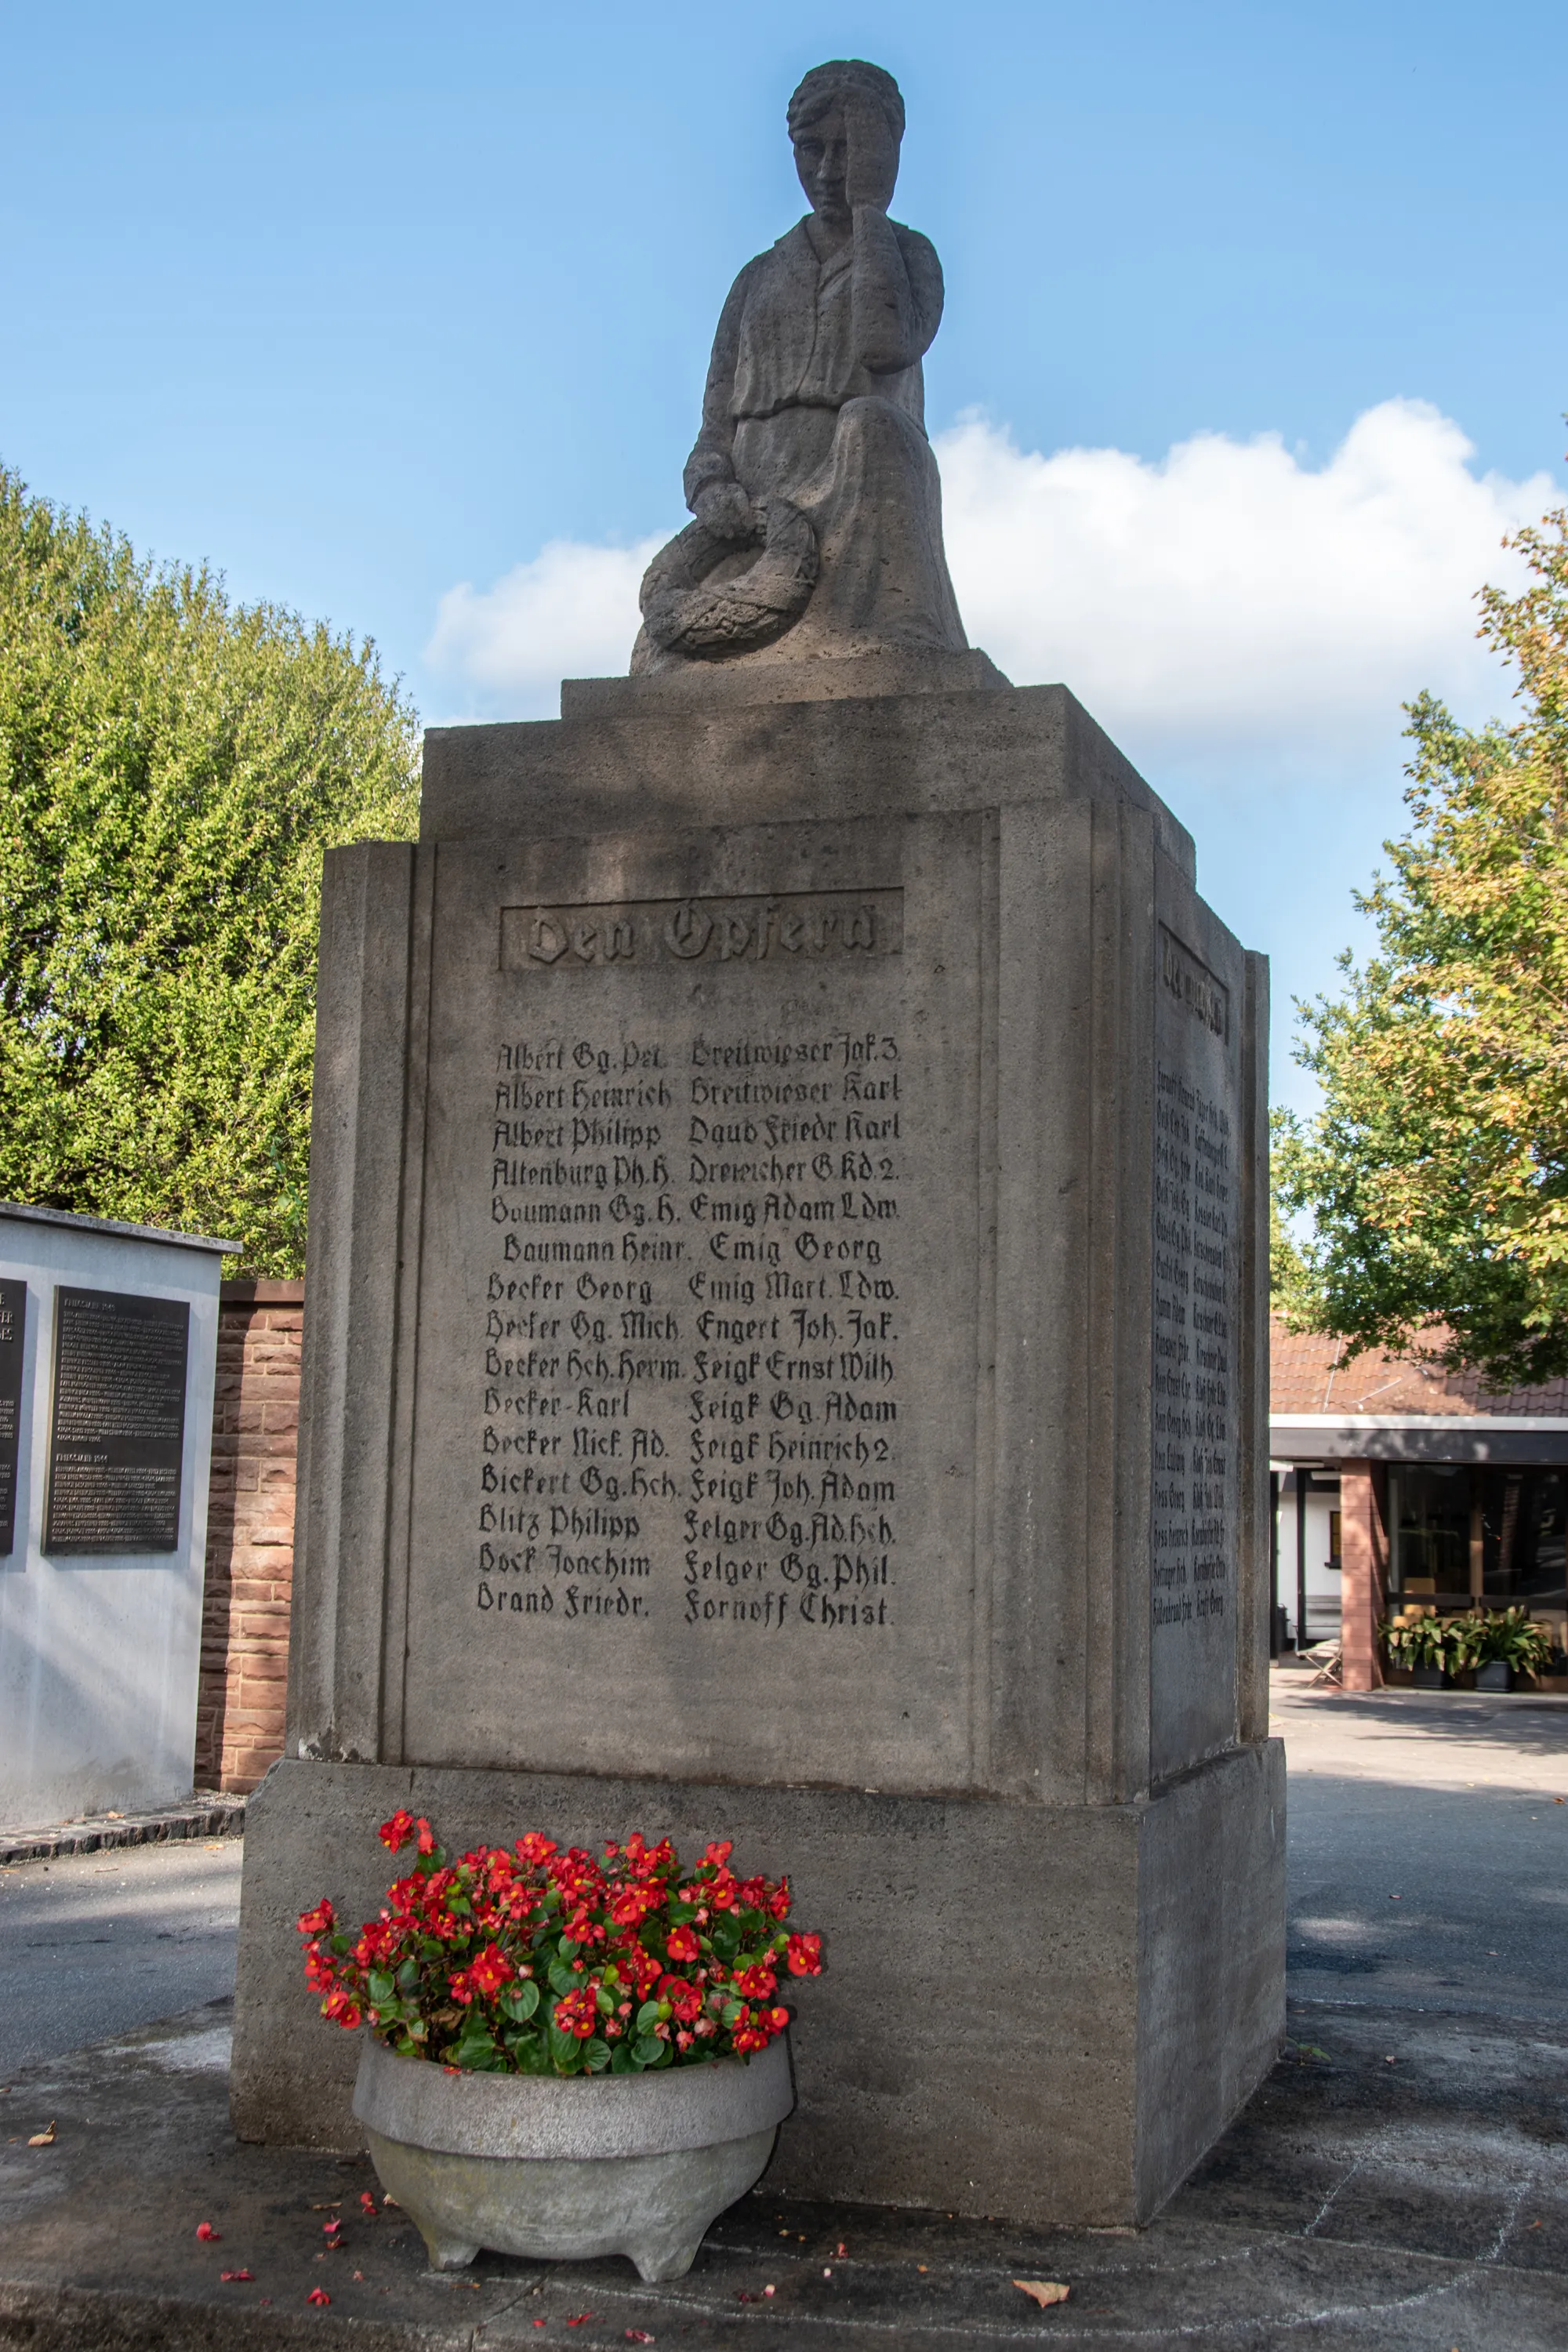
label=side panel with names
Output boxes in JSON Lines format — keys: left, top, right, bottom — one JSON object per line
{"left": 1149, "top": 920, "right": 1242, "bottom": 1777}
{"left": 45, "top": 1288, "right": 191, "bottom": 1555}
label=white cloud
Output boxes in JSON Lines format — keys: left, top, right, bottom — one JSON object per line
{"left": 424, "top": 533, "right": 666, "bottom": 720}
{"left": 423, "top": 401, "right": 1556, "bottom": 774}
{"left": 936, "top": 398, "right": 1555, "bottom": 788}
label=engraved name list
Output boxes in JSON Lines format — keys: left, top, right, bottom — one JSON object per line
{"left": 475, "top": 893, "right": 911, "bottom": 1652}
{"left": 1150, "top": 923, "right": 1239, "bottom": 1672}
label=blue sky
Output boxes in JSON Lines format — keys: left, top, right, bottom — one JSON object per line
{"left": 4, "top": 1, "right": 1565, "bottom": 1110}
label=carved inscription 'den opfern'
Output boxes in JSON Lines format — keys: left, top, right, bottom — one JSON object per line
{"left": 1159, "top": 924, "right": 1229, "bottom": 1042}
{"left": 501, "top": 891, "right": 903, "bottom": 972}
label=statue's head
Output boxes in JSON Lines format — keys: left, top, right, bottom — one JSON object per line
{"left": 788, "top": 59, "right": 905, "bottom": 225}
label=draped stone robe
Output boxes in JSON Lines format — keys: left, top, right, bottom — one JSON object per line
{"left": 675, "top": 213, "right": 968, "bottom": 662}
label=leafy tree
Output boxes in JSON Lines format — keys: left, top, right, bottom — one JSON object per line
{"left": 0, "top": 468, "right": 419, "bottom": 1274}
{"left": 1268, "top": 1132, "right": 1311, "bottom": 1320}
{"left": 1276, "top": 492, "right": 1568, "bottom": 1384}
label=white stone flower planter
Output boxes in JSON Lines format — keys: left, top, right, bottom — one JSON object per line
{"left": 353, "top": 2032, "right": 793, "bottom": 2281}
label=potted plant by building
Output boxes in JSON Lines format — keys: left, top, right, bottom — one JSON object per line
{"left": 297, "top": 1816, "right": 822, "bottom": 2281}
{"left": 1443, "top": 1609, "right": 1486, "bottom": 1690}
{"left": 1382, "top": 1603, "right": 1450, "bottom": 1688}
{"left": 1471, "top": 1606, "right": 1555, "bottom": 1693}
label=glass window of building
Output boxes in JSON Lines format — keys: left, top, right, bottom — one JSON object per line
{"left": 1389, "top": 1466, "right": 1471, "bottom": 1598}
{"left": 1389, "top": 1465, "right": 1568, "bottom": 1608}
{"left": 1482, "top": 1468, "right": 1567, "bottom": 1605}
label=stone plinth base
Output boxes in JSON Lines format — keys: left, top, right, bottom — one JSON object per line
{"left": 232, "top": 1745, "right": 1284, "bottom": 2227}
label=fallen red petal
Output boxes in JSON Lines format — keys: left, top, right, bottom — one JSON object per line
{"left": 567, "top": 2319, "right": 593, "bottom": 2329}
{"left": 626, "top": 2333, "right": 656, "bottom": 2344}
{"left": 220, "top": 2270, "right": 254, "bottom": 2284}
{"left": 307, "top": 2287, "right": 331, "bottom": 2306}
{"left": 359, "top": 2192, "right": 377, "bottom": 2214}
{"left": 196, "top": 2223, "right": 220, "bottom": 2241}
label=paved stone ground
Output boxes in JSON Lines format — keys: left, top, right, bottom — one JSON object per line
{"left": 0, "top": 1997, "right": 1563, "bottom": 2349}
{"left": 0, "top": 1679, "right": 1563, "bottom": 2349}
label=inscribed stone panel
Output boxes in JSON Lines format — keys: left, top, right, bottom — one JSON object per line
{"left": 44, "top": 1287, "right": 190, "bottom": 1555}
{"left": 0, "top": 1281, "right": 25, "bottom": 1555}
{"left": 400, "top": 816, "right": 986, "bottom": 1791}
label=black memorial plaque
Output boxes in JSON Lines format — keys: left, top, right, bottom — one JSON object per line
{"left": 44, "top": 1287, "right": 190, "bottom": 1555}
{"left": 0, "top": 1280, "right": 26, "bottom": 1555}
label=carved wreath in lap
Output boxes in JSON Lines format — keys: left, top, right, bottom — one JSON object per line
{"left": 637, "top": 497, "right": 818, "bottom": 659}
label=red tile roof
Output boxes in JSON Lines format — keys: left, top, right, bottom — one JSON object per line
{"left": 1269, "top": 1317, "right": 1568, "bottom": 1419}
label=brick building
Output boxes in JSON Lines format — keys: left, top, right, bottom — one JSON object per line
{"left": 194, "top": 1280, "right": 303, "bottom": 1791}
{"left": 1269, "top": 1316, "right": 1568, "bottom": 1691}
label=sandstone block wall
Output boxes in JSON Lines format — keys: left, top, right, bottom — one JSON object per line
{"left": 194, "top": 1279, "right": 303, "bottom": 1791}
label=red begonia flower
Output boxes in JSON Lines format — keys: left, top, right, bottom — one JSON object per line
{"left": 466, "top": 1944, "right": 514, "bottom": 1998}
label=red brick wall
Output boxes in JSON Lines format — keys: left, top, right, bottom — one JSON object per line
{"left": 1338, "top": 1459, "right": 1389, "bottom": 1693}
{"left": 194, "top": 1280, "right": 303, "bottom": 1792}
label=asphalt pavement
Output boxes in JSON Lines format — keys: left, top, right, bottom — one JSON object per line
{"left": 1275, "top": 1668, "right": 1568, "bottom": 2024}
{"left": 0, "top": 1839, "right": 241, "bottom": 2077}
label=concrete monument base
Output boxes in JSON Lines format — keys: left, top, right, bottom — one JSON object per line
{"left": 234, "top": 659, "right": 1283, "bottom": 2227}
{"left": 234, "top": 1745, "right": 1283, "bottom": 2224}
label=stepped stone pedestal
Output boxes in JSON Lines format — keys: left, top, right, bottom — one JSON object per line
{"left": 232, "top": 655, "right": 1283, "bottom": 2225}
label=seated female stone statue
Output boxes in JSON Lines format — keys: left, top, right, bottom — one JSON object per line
{"left": 633, "top": 59, "right": 969, "bottom": 672}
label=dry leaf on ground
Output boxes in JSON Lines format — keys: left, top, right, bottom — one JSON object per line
{"left": 27, "top": 2124, "right": 56, "bottom": 2147}
{"left": 1014, "top": 2278, "right": 1070, "bottom": 2308}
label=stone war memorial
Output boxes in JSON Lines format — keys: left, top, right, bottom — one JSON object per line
{"left": 233, "top": 58, "right": 1284, "bottom": 2224}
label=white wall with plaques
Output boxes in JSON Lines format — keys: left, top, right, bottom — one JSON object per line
{"left": 0, "top": 1203, "right": 233, "bottom": 1828}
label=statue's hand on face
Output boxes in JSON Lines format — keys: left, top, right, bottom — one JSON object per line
{"left": 842, "top": 93, "right": 899, "bottom": 213}
{"left": 793, "top": 96, "right": 898, "bottom": 229}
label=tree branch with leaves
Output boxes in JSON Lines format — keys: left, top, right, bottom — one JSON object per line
{"left": 1276, "top": 480, "right": 1568, "bottom": 1384}
{"left": 0, "top": 467, "right": 419, "bottom": 1272}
